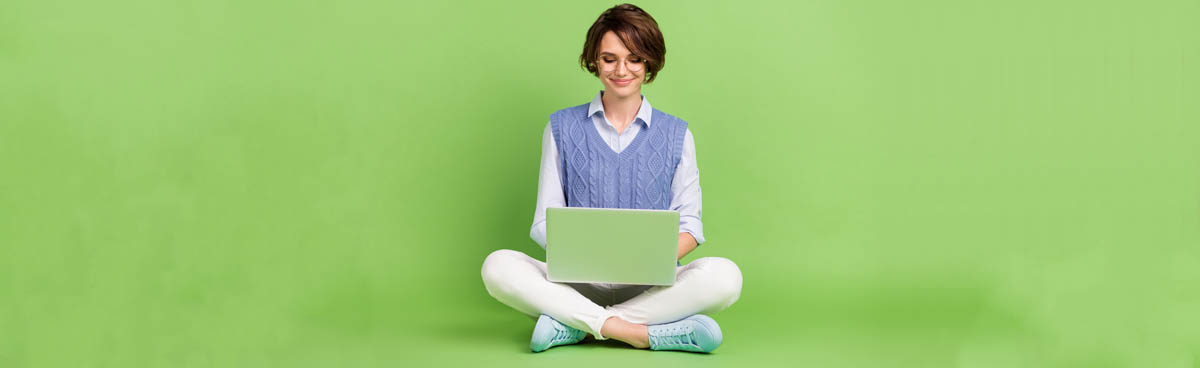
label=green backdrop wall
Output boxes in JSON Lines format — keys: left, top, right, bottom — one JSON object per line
{"left": 1, "top": 0, "right": 1197, "bottom": 366}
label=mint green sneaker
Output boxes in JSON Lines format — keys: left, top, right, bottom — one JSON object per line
{"left": 530, "top": 314, "right": 587, "bottom": 352}
{"left": 648, "top": 314, "right": 723, "bottom": 353}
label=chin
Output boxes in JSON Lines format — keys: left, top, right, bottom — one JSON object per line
{"left": 605, "top": 84, "right": 641, "bottom": 98}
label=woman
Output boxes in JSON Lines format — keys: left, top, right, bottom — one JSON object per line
{"left": 480, "top": 4, "right": 742, "bottom": 353}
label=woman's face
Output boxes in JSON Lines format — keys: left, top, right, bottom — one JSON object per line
{"left": 596, "top": 31, "right": 646, "bottom": 99}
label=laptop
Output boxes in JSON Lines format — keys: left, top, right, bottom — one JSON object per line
{"left": 546, "top": 207, "right": 679, "bottom": 286}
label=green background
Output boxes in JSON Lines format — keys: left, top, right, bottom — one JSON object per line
{"left": 2, "top": 0, "right": 1198, "bottom": 366}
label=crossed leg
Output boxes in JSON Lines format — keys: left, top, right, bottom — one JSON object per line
{"left": 480, "top": 249, "right": 742, "bottom": 346}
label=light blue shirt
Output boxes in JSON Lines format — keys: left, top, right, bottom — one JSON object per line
{"left": 531, "top": 91, "right": 705, "bottom": 249}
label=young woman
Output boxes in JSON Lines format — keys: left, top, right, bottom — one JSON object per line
{"left": 480, "top": 4, "right": 742, "bottom": 353}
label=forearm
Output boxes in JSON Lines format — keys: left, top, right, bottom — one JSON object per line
{"left": 530, "top": 121, "right": 563, "bottom": 250}
{"left": 676, "top": 232, "right": 698, "bottom": 260}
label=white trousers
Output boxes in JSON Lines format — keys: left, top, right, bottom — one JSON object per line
{"left": 480, "top": 249, "right": 743, "bottom": 340}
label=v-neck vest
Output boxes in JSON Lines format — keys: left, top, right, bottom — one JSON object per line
{"left": 549, "top": 103, "right": 688, "bottom": 209}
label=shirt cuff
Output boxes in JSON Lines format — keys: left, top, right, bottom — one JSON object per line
{"left": 530, "top": 221, "right": 548, "bottom": 250}
{"left": 679, "top": 216, "right": 705, "bottom": 245}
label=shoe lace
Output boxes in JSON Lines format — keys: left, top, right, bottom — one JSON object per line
{"left": 656, "top": 324, "right": 697, "bottom": 348}
{"left": 551, "top": 326, "right": 581, "bottom": 343}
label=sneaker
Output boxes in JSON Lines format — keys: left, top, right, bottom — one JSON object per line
{"left": 647, "top": 314, "right": 723, "bottom": 353}
{"left": 530, "top": 314, "right": 587, "bottom": 352}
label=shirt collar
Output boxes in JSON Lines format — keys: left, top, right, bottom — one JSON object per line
{"left": 587, "top": 90, "right": 654, "bottom": 127}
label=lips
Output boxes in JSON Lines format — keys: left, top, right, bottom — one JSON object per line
{"left": 610, "top": 77, "right": 635, "bottom": 86}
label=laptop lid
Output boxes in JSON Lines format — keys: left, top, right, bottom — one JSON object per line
{"left": 546, "top": 207, "right": 679, "bottom": 286}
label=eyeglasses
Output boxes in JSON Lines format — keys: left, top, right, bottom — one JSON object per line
{"left": 596, "top": 55, "right": 646, "bottom": 73}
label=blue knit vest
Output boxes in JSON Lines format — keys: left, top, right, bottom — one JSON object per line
{"left": 550, "top": 103, "right": 688, "bottom": 209}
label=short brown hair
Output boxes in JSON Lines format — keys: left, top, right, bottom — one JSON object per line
{"left": 579, "top": 4, "right": 666, "bottom": 84}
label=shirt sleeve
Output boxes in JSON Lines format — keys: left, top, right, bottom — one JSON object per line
{"left": 670, "top": 128, "right": 705, "bottom": 245}
{"left": 530, "top": 121, "right": 565, "bottom": 249}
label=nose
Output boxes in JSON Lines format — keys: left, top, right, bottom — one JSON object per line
{"left": 616, "top": 59, "right": 629, "bottom": 77}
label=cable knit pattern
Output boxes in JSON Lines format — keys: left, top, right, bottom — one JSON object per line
{"left": 549, "top": 103, "right": 688, "bottom": 209}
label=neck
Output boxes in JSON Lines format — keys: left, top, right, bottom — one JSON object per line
{"left": 600, "top": 90, "right": 642, "bottom": 130}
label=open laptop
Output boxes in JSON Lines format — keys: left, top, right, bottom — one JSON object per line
{"left": 546, "top": 207, "right": 679, "bottom": 286}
